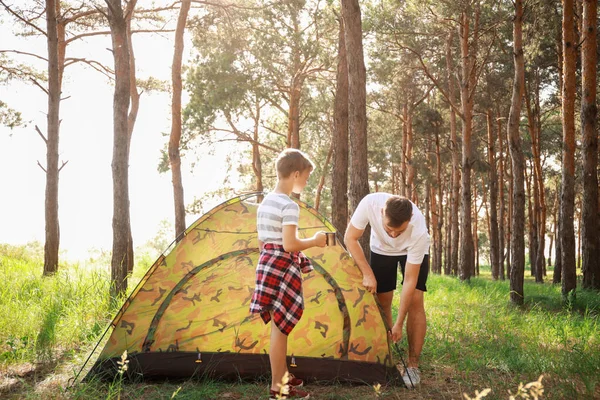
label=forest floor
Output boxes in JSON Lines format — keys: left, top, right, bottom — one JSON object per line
{"left": 1, "top": 244, "right": 599, "bottom": 399}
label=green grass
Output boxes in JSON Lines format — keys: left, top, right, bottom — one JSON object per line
{"left": 1, "top": 244, "right": 598, "bottom": 399}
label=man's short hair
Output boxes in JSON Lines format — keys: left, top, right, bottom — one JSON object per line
{"left": 384, "top": 196, "right": 413, "bottom": 227}
{"left": 276, "top": 148, "right": 315, "bottom": 178}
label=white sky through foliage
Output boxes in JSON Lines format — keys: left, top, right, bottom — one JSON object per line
{"left": 0, "top": 8, "right": 242, "bottom": 261}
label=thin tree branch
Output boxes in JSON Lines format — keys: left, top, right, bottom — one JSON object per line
{"left": 0, "top": 0, "right": 46, "bottom": 36}
{"left": 35, "top": 125, "right": 47, "bottom": 143}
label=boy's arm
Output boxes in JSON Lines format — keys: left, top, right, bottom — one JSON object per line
{"left": 344, "top": 223, "right": 377, "bottom": 294}
{"left": 282, "top": 224, "right": 326, "bottom": 252}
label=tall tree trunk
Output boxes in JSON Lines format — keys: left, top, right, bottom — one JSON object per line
{"left": 252, "top": 98, "right": 264, "bottom": 199}
{"left": 497, "top": 109, "right": 506, "bottom": 280}
{"left": 472, "top": 175, "right": 479, "bottom": 276}
{"left": 288, "top": 79, "right": 302, "bottom": 149}
{"left": 315, "top": 141, "right": 334, "bottom": 213}
{"left": 526, "top": 161, "right": 537, "bottom": 277}
{"left": 400, "top": 103, "right": 408, "bottom": 197}
{"left": 529, "top": 72, "right": 546, "bottom": 283}
{"left": 169, "top": 0, "right": 191, "bottom": 240}
{"left": 458, "top": 8, "right": 477, "bottom": 281}
{"left": 446, "top": 30, "right": 460, "bottom": 277}
{"left": 444, "top": 176, "right": 452, "bottom": 275}
{"left": 435, "top": 129, "right": 444, "bottom": 274}
{"left": 406, "top": 113, "right": 415, "bottom": 201}
{"left": 581, "top": 0, "right": 599, "bottom": 290}
{"left": 554, "top": 189, "right": 563, "bottom": 283}
{"left": 342, "top": 0, "right": 370, "bottom": 254}
{"left": 124, "top": 0, "right": 138, "bottom": 273}
{"left": 487, "top": 110, "right": 500, "bottom": 279}
{"left": 508, "top": 0, "right": 526, "bottom": 305}
{"left": 43, "top": 0, "right": 61, "bottom": 276}
{"left": 288, "top": 6, "right": 302, "bottom": 149}
{"left": 332, "top": 15, "right": 349, "bottom": 236}
{"left": 106, "top": 0, "right": 132, "bottom": 299}
{"left": 560, "top": 0, "right": 577, "bottom": 298}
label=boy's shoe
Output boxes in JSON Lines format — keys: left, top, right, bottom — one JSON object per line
{"left": 269, "top": 386, "right": 310, "bottom": 399}
{"left": 402, "top": 367, "right": 421, "bottom": 389}
{"left": 288, "top": 373, "right": 304, "bottom": 387}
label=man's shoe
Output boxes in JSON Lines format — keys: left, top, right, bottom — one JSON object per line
{"left": 288, "top": 373, "right": 304, "bottom": 387}
{"left": 402, "top": 367, "right": 421, "bottom": 389}
{"left": 269, "top": 386, "right": 310, "bottom": 399}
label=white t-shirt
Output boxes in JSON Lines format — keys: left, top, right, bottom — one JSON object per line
{"left": 349, "top": 193, "right": 430, "bottom": 264}
{"left": 256, "top": 192, "right": 299, "bottom": 245}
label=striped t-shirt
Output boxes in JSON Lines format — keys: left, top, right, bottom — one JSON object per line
{"left": 257, "top": 193, "right": 299, "bottom": 245}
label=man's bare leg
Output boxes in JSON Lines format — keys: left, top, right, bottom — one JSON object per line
{"left": 406, "top": 289, "right": 426, "bottom": 368}
{"left": 376, "top": 291, "right": 394, "bottom": 328}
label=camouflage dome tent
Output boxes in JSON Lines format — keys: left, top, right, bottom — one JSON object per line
{"left": 83, "top": 194, "right": 402, "bottom": 384}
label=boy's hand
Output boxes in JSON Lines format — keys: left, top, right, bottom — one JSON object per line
{"left": 313, "top": 231, "right": 327, "bottom": 247}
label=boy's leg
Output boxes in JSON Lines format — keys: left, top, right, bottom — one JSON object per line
{"left": 406, "top": 289, "right": 426, "bottom": 368}
{"left": 269, "top": 316, "right": 288, "bottom": 392}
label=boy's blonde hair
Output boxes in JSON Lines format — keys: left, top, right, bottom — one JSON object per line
{"left": 276, "top": 148, "right": 315, "bottom": 178}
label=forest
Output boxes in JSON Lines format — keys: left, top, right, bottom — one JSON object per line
{"left": 1, "top": 0, "right": 599, "bottom": 399}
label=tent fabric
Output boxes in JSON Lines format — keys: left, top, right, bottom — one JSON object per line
{"left": 88, "top": 194, "right": 401, "bottom": 384}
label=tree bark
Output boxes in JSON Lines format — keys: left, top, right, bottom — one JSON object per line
{"left": 458, "top": 8, "right": 477, "bottom": 281}
{"left": 487, "top": 110, "right": 500, "bottom": 279}
{"left": 106, "top": 0, "right": 132, "bottom": 299}
{"left": 315, "top": 140, "right": 334, "bottom": 213}
{"left": 341, "top": 0, "right": 370, "bottom": 253}
{"left": 43, "top": 0, "right": 61, "bottom": 276}
{"left": 497, "top": 109, "right": 506, "bottom": 280}
{"left": 435, "top": 128, "right": 444, "bottom": 274}
{"left": 169, "top": 0, "right": 191, "bottom": 240}
{"left": 124, "top": 0, "right": 138, "bottom": 273}
{"left": 401, "top": 103, "right": 408, "bottom": 197}
{"left": 446, "top": 30, "right": 460, "bottom": 277}
{"left": 581, "top": 0, "right": 599, "bottom": 290}
{"left": 560, "top": 0, "right": 577, "bottom": 298}
{"left": 507, "top": 0, "right": 526, "bottom": 305}
{"left": 332, "top": 15, "right": 349, "bottom": 237}
{"left": 554, "top": 188, "right": 563, "bottom": 283}
{"left": 526, "top": 160, "right": 537, "bottom": 277}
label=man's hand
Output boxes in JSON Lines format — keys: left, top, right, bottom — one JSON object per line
{"left": 391, "top": 322, "right": 403, "bottom": 342}
{"left": 362, "top": 273, "right": 377, "bottom": 294}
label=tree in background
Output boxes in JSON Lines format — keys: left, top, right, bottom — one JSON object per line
{"left": 507, "top": 0, "right": 526, "bottom": 305}
{"left": 580, "top": 0, "right": 599, "bottom": 290}
{"left": 341, "top": 0, "right": 369, "bottom": 254}
{"left": 103, "top": 0, "right": 132, "bottom": 298}
{"left": 560, "top": 0, "right": 577, "bottom": 299}
{"left": 331, "top": 14, "right": 349, "bottom": 236}
{"left": 169, "top": 0, "right": 191, "bottom": 239}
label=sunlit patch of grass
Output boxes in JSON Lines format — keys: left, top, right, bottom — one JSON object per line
{"left": 397, "top": 270, "right": 600, "bottom": 399}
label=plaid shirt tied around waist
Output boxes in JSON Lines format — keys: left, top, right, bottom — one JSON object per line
{"left": 249, "top": 243, "right": 314, "bottom": 335}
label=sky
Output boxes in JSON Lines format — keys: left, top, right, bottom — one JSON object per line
{"left": 0, "top": 7, "right": 242, "bottom": 261}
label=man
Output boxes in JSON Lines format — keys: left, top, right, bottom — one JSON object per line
{"left": 344, "top": 193, "right": 430, "bottom": 388}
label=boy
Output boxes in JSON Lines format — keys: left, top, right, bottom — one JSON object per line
{"left": 250, "top": 148, "right": 327, "bottom": 400}
{"left": 344, "top": 193, "right": 430, "bottom": 388}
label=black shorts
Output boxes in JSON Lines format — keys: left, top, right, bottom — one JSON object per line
{"left": 369, "top": 252, "right": 429, "bottom": 293}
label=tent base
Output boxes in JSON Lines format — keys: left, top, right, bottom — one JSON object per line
{"left": 88, "top": 352, "right": 402, "bottom": 385}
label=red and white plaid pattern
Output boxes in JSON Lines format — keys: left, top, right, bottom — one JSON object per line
{"left": 249, "top": 243, "right": 313, "bottom": 335}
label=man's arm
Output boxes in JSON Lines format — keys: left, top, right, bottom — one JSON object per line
{"left": 344, "top": 223, "right": 377, "bottom": 294}
{"left": 391, "top": 261, "right": 419, "bottom": 341}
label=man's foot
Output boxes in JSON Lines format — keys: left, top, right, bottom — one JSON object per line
{"left": 269, "top": 386, "right": 310, "bottom": 399}
{"left": 288, "top": 373, "right": 304, "bottom": 387}
{"left": 402, "top": 367, "right": 421, "bottom": 389}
